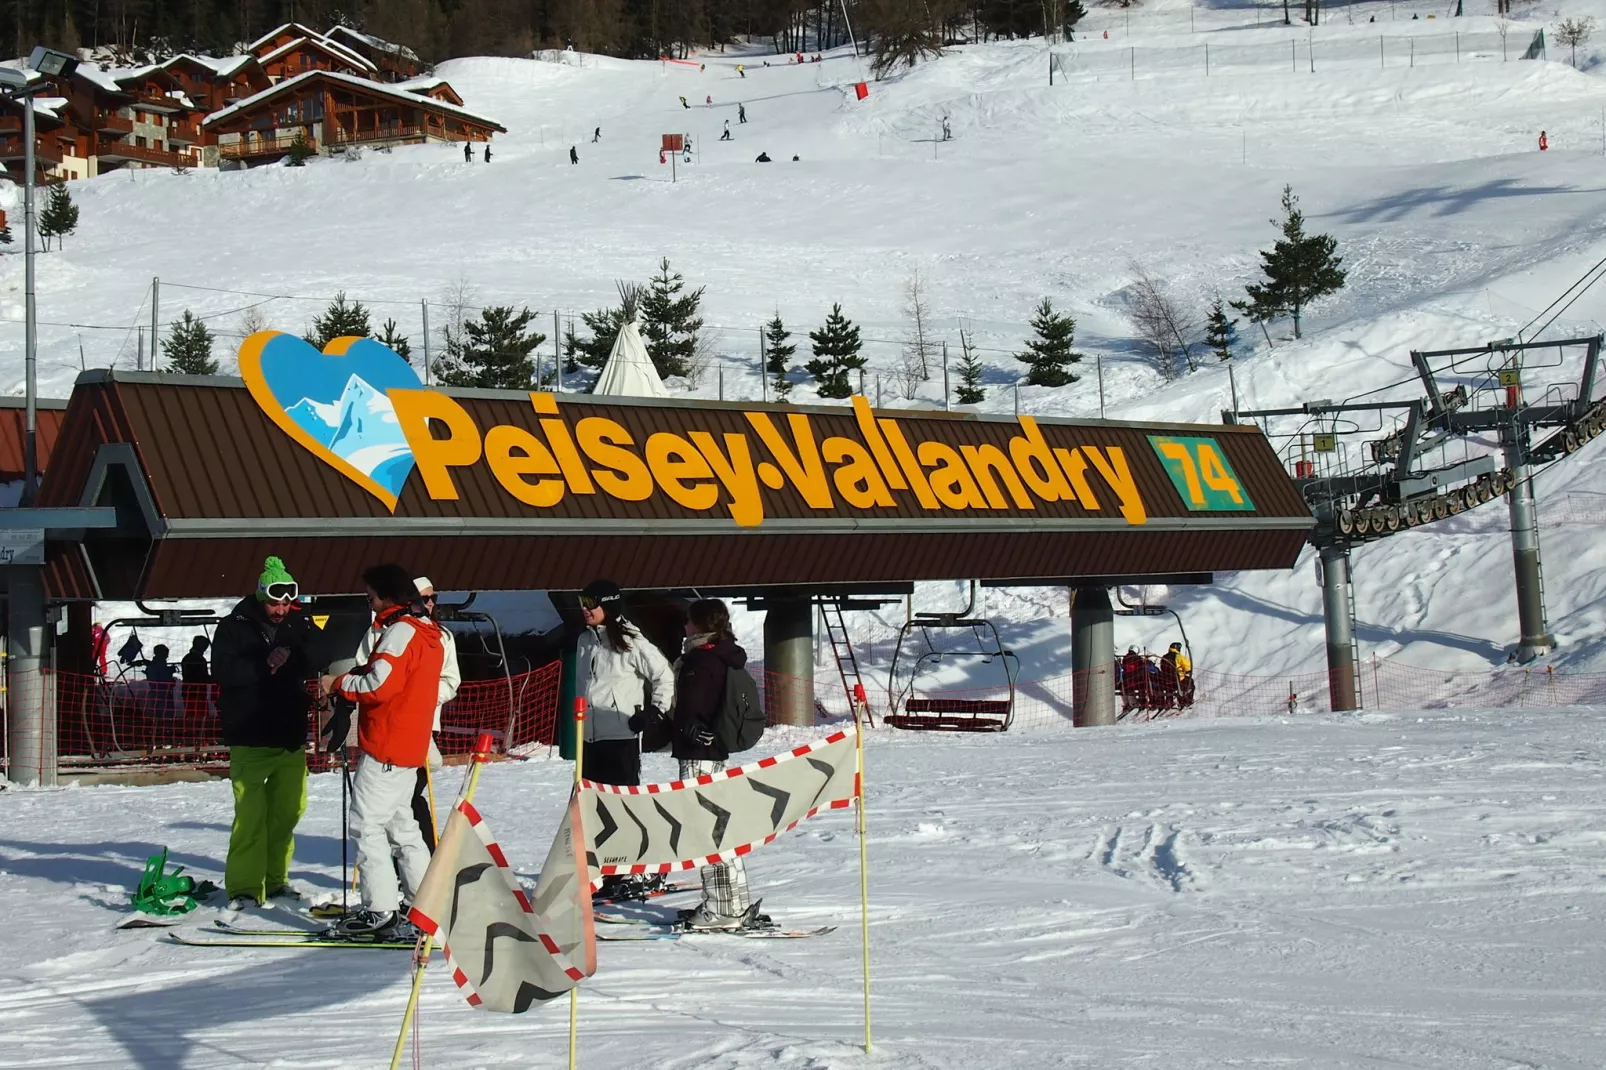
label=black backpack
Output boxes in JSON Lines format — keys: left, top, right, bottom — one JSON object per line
{"left": 716, "top": 665, "right": 765, "bottom": 754}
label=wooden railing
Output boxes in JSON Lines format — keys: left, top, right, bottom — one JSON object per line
{"left": 326, "top": 124, "right": 428, "bottom": 146}
{"left": 98, "top": 114, "right": 133, "bottom": 134}
{"left": 218, "top": 133, "right": 318, "bottom": 160}
{"left": 96, "top": 140, "right": 182, "bottom": 167}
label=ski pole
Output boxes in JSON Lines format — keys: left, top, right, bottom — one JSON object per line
{"left": 340, "top": 756, "right": 351, "bottom": 917}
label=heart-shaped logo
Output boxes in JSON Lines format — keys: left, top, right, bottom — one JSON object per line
{"left": 238, "top": 331, "right": 424, "bottom": 512}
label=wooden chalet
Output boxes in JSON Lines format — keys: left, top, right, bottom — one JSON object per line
{"left": 204, "top": 70, "right": 503, "bottom": 167}
{"left": 0, "top": 93, "right": 75, "bottom": 181}
{"left": 323, "top": 25, "right": 424, "bottom": 82}
{"left": 256, "top": 35, "right": 377, "bottom": 83}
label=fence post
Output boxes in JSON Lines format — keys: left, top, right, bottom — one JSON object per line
{"left": 1292, "top": 40, "right": 1297, "bottom": 72}
{"left": 1205, "top": 43, "right": 1209, "bottom": 75}
{"left": 1380, "top": 35, "right": 1385, "bottom": 68}
{"left": 1130, "top": 46, "right": 1135, "bottom": 80}
{"left": 1410, "top": 37, "right": 1414, "bottom": 67}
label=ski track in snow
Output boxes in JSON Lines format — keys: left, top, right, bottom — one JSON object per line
{"left": 8, "top": 711, "right": 1606, "bottom": 1067}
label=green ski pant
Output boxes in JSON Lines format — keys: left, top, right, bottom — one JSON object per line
{"left": 225, "top": 746, "right": 308, "bottom": 902}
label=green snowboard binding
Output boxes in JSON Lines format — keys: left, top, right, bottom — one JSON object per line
{"left": 130, "top": 847, "right": 217, "bottom": 918}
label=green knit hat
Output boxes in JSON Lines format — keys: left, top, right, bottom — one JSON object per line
{"left": 255, "top": 556, "right": 297, "bottom": 601}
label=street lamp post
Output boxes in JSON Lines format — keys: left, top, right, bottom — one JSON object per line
{"left": 0, "top": 47, "right": 78, "bottom": 505}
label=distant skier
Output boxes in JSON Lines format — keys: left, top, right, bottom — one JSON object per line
{"left": 941, "top": 117, "right": 952, "bottom": 141}
{"left": 570, "top": 145, "right": 579, "bottom": 164}
{"left": 705, "top": 94, "right": 712, "bottom": 105}
{"left": 483, "top": 144, "right": 491, "bottom": 162}
{"left": 679, "top": 95, "right": 689, "bottom": 109}
{"left": 738, "top": 102, "right": 747, "bottom": 123}
{"left": 720, "top": 120, "right": 731, "bottom": 141}
{"left": 1538, "top": 130, "right": 1549, "bottom": 151}
{"left": 463, "top": 141, "right": 472, "bottom": 162}
{"left": 791, "top": 154, "right": 799, "bottom": 161}
{"left": 755, "top": 151, "right": 771, "bottom": 162}
{"left": 592, "top": 126, "right": 601, "bottom": 142}
{"left": 737, "top": 64, "right": 746, "bottom": 78}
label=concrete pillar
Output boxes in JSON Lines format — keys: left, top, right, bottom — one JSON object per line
{"left": 1503, "top": 433, "right": 1554, "bottom": 662}
{"left": 763, "top": 594, "right": 814, "bottom": 727}
{"left": 1319, "top": 544, "right": 1358, "bottom": 712}
{"left": 1070, "top": 586, "right": 1115, "bottom": 727}
{"left": 6, "top": 566, "right": 55, "bottom": 786}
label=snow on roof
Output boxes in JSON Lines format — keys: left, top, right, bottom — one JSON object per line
{"left": 258, "top": 35, "right": 377, "bottom": 72}
{"left": 325, "top": 24, "right": 421, "bottom": 62}
{"left": 244, "top": 22, "right": 325, "bottom": 54}
{"left": 158, "top": 53, "right": 254, "bottom": 78}
{"left": 74, "top": 65, "right": 132, "bottom": 96}
{"left": 203, "top": 69, "right": 505, "bottom": 132}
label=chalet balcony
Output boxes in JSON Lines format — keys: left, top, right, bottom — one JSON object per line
{"left": 97, "top": 140, "right": 182, "bottom": 167}
{"left": 0, "top": 135, "right": 63, "bottom": 165}
{"left": 326, "top": 124, "right": 427, "bottom": 147}
{"left": 167, "top": 122, "right": 203, "bottom": 144}
{"left": 218, "top": 133, "right": 319, "bottom": 161}
{"left": 98, "top": 114, "right": 134, "bottom": 135}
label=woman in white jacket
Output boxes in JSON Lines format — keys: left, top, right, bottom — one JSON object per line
{"left": 576, "top": 579, "right": 674, "bottom": 791}
{"left": 411, "top": 578, "right": 459, "bottom": 850}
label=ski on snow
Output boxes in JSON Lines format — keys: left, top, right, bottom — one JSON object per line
{"left": 168, "top": 931, "right": 415, "bottom": 950}
{"left": 593, "top": 915, "right": 836, "bottom": 941}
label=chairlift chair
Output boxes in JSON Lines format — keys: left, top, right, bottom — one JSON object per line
{"left": 885, "top": 611, "right": 1020, "bottom": 733}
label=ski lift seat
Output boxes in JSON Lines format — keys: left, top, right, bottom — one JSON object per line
{"left": 887, "top": 697, "right": 1012, "bottom": 732}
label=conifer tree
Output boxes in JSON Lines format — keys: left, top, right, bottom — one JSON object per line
{"left": 287, "top": 130, "right": 314, "bottom": 166}
{"left": 1232, "top": 185, "right": 1346, "bottom": 340}
{"left": 161, "top": 310, "right": 217, "bottom": 375}
{"left": 764, "top": 313, "right": 795, "bottom": 400}
{"left": 37, "top": 182, "right": 78, "bottom": 251}
{"left": 640, "top": 257, "right": 704, "bottom": 379}
{"left": 1204, "top": 297, "right": 1238, "bottom": 362}
{"left": 377, "top": 319, "right": 412, "bottom": 363}
{"left": 306, "top": 292, "right": 372, "bottom": 350}
{"left": 435, "top": 305, "right": 546, "bottom": 389}
{"left": 571, "top": 305, "right": 625, "bottom": 369}
{"left": 0, "top": 225, "right": 12, "bottom": 246}
{"left": 1014, "top": 297, "right": 1082, "bottom": 387}
{"left": 805, "top": 304, "right": 865, "bottom": 400}
{"left": 955, "top": 329, "right": 986, "bottom": 405}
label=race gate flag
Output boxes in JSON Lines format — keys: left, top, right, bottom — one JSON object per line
{"left": 583, "top": 731, "right": 859, "bottom": 876}
{"left": 408, "top": 796, "right": 596, "bottom": 1014}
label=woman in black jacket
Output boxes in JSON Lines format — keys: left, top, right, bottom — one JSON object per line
{"left": 672, "top": 598, "right": 760, "bottom": 930}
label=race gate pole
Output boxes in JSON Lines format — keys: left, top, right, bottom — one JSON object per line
{"left": 569, "top": 696, "right": 587, "bottom": 1070}
{"left": 389, "top": 732, "right": 498, "bottom": 1070}
{"left": 855, "top": 699, "right": 872, "bottom": 1052}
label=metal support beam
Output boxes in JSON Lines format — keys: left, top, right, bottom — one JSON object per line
{"left": 1319, "top": 545, "right": 1358, "bottom": 712}
{"left": 6, "top": 565, "right": 55, "bottom": 786}
{"left": 763, "top": 593, "right": 814, "bottom": 727}
{"left": 1070, "top": 586, "right": 1115, "bottom": 727}
{"left": 1502, "top": 431, "right": 1554, "bottom": 662}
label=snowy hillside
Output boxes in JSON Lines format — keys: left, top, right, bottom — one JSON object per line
{"left": 10, "top": 5, "right": 1606, "bottom": 684}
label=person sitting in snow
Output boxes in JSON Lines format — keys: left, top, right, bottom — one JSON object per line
{"left": 755, "top": 151, "right": 771, "bottom": 162}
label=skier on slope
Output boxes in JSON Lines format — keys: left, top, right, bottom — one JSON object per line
{"left": 672, "top": 599, "right": 767, "bottom": 931}
{"left": 322, "top": 563, "right": 444, "bottom": 938}
{"left": 593, "top": 126, "right": 601, "bottom": 142}
{"left": 738, "top": 102, "right": 747, "bottom": 123}
{"left": 575, "top": 579, "right": 675, "bottom": 902}
{"left": 570, "top": 145, "right": 579, "bottom": 164}
{"left": 679, "top": 95, "right": 689, "bottom": 109}
{"left": 463, "top": 140, "right": 472, "bottom": 162}
{"left": 212, "top": 557, "right": 315, "bottom": 909}
{"left": 720, "top": 120, "right": 732, "bottom": 141}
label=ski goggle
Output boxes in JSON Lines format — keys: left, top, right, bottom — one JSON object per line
{"left": 261, "top": 582, "right": 299, "bottom": 603}
{"left": 578, "top": 595, "right": 600, "bottom": 610}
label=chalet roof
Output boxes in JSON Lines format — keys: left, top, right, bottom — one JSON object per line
{"left": 74, "top": 65, "right": 135, "bottom": 98}
{"left": 325, "top": 24, "right": 421, "bottom": 62}
{"left": 156, "top": 53, "right": 259, "bottom": 79}
{"left": 204, "top": 69, "right": 505, "bottom": 132}
{"left": 244, "top": 22, "right": 327, "bottom": 54}
{"left": 258, "top": 35, "right": 377, "bottom": 73}
{"left": 395, "top": 75, "right": 463, "bottom": 104}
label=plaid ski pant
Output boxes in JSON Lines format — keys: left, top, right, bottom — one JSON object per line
{"left": 679, "top": 758, "right": 751, "bottom": 916}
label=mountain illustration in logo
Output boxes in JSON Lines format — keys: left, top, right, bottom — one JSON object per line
{"left": 238, "top": 332, "right": 424, "bottom": 511}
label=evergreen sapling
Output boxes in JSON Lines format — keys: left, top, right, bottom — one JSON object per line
{"left": 161, "top": 310, "right": 217, "bottom": 375}
{"left": 376, "top": 319, "right": 412, "bottom": 363}
{"left": 1014, "top": 297, "right": 1082, "bottom": 387}
{"left": 955, "top": 329, "right": 986, "bottom": 404}
{"left": 805, "top": 304, "right": 865, "bottom": 399}
{"left": 640, "top": 257, "right": 704, "bottom": 379}
{"left": 764, "top": 314, "right": 795, "bottom": 400}
{"left": 435, "top": 305, "right": 546, "bottom": 389}
{"left": 1232, "top": 185, "right": 1346, "bottom": 340}
{"left": 1204, "top": 297, "right": 1238, "bottom": 362}
{"left": 37, "top": 182, "right": 78, "bottom": 251}
{"left": 306, "top": 292, "right": 371, "bottom": 350}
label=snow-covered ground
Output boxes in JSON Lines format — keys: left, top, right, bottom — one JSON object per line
{"left": 6, "top": 708, "right": 1606, "bottom": 1068}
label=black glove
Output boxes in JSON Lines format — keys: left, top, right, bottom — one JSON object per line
{"left": 627, "top": 705, "right": 661, "bottom": 734}
{"left": 321, "top": 698, "right": 354, "bottom": 754}
{"left": 683, "top": 722, "right": 716, "bottom": 748}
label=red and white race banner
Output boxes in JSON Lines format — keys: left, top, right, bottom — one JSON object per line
{"left": 580, "top": 731, "right": 859, "bottom": 876}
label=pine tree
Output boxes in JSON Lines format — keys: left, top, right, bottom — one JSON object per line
{"left": 161, "top": 310, "right": 217, "bottom": 375}
{"left": 805, "top": 304, "right": 865, "bottom": 400}
{"left": 306, "top": 292, "right": 372, "bottom": 350}
{"left": 571, "top": 306, "right": 625, "bottom": 369}
{"left": 377, "top": 319, "right": 412, "bottom": 363}
{"left": 0, "top": 225, "right": 12, "bottom": 246}
{"left": 1232, "top": 185, "right": 1346, "bottom": 340}
{"left": 764, "top": 313, "right": 795, "bottom": 400}
{"left": 1204, "top": 297, "right": 1238, "bottom": 362}
{"left": 955, "top": 329, "right": 986, "bottom": 404}
{"left": 286, "top": 130, "right": 314, "bottom": 166}
{"left": 37, "top": 182, "right": 78, "bottom": 251}
{"left": 1014, "top": 297, "right": 1082, "bottom": 387}
{"left": 434, "top": 305, "right": 546, "bottom": 389}
{"left": 640, "top": 257, "right": 704, "bottom": 379}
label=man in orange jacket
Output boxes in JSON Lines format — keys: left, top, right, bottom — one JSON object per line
{"left": 321, "top": 563, "right": 444, "bottom": 938}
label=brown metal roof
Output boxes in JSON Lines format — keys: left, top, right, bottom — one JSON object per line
{"left": 0, "top": 397, "right": 69, "bottom": 482}
{"left": 40, "top": 371, "right": 1313, "bottom": 599}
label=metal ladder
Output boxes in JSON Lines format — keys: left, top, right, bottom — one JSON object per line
{"left": 1345, "top": 548, "right": 1363, "bottom": 709}
{"left": 819, "top": 598, "right": 874, "bottom": 725}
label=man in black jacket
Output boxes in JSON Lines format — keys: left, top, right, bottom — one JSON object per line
{"left": 212, "top": 556, "right": 315, "bottom": 909}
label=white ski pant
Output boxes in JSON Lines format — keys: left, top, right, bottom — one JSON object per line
{"left": 350, "top": 753, "right": 430, "bottom": 913}
{"left": 679, "top": 759, "right": 750, "bottom": 916}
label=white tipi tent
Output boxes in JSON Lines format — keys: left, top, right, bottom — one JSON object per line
{"left": 593, "top": 284, "right": 669, "bottom": 398}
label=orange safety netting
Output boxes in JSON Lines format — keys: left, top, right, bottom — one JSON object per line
{"left": 36, "top": 663, "right": 562, "bottom": 771}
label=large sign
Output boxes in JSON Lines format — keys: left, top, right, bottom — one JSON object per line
{"left": 238, "top": 331, "right": 1260, "bottom": 528}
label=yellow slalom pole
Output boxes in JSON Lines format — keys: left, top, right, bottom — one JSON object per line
{"left": 389, "top": 731, "right": 497, "bottom": 1070}
{"left": 855, "top": 698, "right": 872, "bottom": 1053}
{"left": 569, "top": 696, "right": 587, "bottom": 1070}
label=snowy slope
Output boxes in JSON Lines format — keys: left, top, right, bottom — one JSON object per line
{"left": 6, "top": 709, "right": 1606, "bottom": 1068}
{"left": 8, "top": 12, "right": 1606, "bottom": 686}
